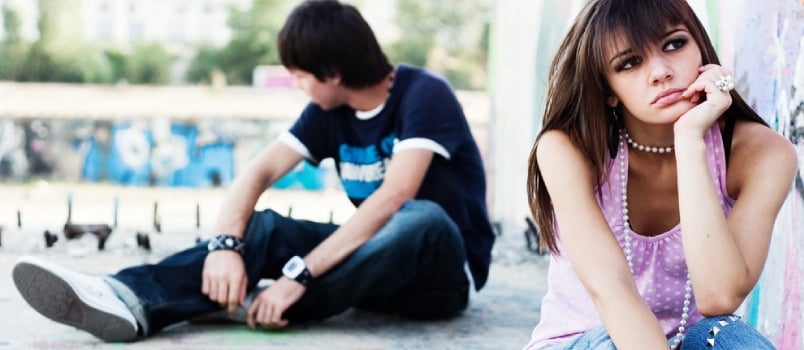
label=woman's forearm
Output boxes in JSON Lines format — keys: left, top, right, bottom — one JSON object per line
{"left": 675, "top": 136, "right": 749, "bottom": 313}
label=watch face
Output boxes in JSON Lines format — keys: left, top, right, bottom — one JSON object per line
{"left": 282, "top": 256, "right": 305, "bottom": 277}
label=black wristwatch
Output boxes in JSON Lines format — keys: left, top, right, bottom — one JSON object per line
{"left": 207, "top": 234, "right": 245, "bottom": 255}
{"left": 282, "top": 256, "right": 313, "bottom": 286}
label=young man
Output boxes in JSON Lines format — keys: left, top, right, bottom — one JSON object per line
{"left": 12, "top": 0, "right": 495, "bottom": 342}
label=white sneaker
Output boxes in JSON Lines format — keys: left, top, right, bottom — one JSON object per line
{"left": 12, "top": 256, "right": 139, "bottom": 342}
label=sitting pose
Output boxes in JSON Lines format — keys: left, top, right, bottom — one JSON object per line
{"left": 13, "top": 0, "right": 494, "bottom": 342}
{"left": 524, "top": 0, "right": 797, "bottom": 349}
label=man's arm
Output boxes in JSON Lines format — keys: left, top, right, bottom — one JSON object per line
{"left": 246, "top": 148, "right": 434, "bottom": 329}
{"left": 305, "top": 148, "right": 433, "bottom": 277}
{"left": 212, "top": 141, "right": 305, "bottom": 239}
{"left": 202, "top": 140, "right": 304, "bottom": 315}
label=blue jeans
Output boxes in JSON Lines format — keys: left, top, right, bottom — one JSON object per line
{"left": 538, "top": 315, "right": 776, "bottom": 349}
{"left": 106, "top": 200, "right": 470, "bottom": 337}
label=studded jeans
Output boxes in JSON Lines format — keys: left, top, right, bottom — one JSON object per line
{"left": 105, "top": 199, "right": 470, "bottom": 337}
{"left": 537, "top": 314, "right": 776, "bottom": 349}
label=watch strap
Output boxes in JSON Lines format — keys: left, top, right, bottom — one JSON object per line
{"left": 294, "top": 266, "right": 312, "bottom": 286}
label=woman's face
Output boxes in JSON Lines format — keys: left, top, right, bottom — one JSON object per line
{"left": 604, "top": 25, "right": 703, "bottom": 125}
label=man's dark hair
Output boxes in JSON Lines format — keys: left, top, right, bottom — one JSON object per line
{"left": 278, "top": 0, "right": 393, "bottom": 89}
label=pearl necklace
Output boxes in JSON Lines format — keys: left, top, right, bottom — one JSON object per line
{"left": 623, "top": 131, "right": 673, "bottom": 154}
{"left": 618, "top": 131, "right": 691, "bottom": 349}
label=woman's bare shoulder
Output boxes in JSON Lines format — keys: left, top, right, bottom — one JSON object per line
{"left": 536, "top": 129, "right": 597, "bottom": 185}
{"left": 731, "top": 121, "right": 796, "bottom": 163}
{"left": 536, "top": 130, "right": 584, "bottom": 161}
{"left": 729, "top": 120, "right": 797, "bottom": 190}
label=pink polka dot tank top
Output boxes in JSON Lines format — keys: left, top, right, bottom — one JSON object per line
{"left": 524, "top": 124, "right": 735, "bottom": 349}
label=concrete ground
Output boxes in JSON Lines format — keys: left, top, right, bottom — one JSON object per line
{"left": 0, "top": 183, "right": 548, "bottom": 350}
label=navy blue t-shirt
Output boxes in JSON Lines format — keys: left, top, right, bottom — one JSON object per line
{"left": 280, "top": 64, "right": 494, "bottom": 290}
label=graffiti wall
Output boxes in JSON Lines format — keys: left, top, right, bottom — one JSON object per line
{"left": 0, "top": 118, "right": 329, "bottom": 190}
{"left": 0, "top": 120, "right": 55, "bottom": 179}
{"left": 725, "top": 0, "right": 804, "bottom": 348}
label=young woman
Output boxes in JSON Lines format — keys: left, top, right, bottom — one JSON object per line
{"left": 524, "top": 0, "right": 797, "bottom": 349}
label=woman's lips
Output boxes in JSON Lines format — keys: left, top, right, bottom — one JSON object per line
{"left": 652, "top": 89, "right": 685, "bottom": 106}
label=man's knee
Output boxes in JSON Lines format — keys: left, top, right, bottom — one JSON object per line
{"left": 394, "top": 200, "right": 459, "bottom": 238}
{"left": 356, "top": 200, "right": 463, "bottom": 262}
{"left": 248, "top": 208, "right": 284, "bottom": 226}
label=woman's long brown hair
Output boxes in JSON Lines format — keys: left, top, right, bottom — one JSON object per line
{"left": 527, "top": 0, "right": 765, "bottom": 255}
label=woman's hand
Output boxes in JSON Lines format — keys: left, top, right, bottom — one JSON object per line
{"left": 676, "top": 64, "right": 733, "bottom": 138}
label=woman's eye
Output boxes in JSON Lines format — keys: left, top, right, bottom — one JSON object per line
{"left": 664, "top": 38, "right": 687, "bottom": 51}
{"left": 616, "top": 56, "right": 641, "bottom": 71}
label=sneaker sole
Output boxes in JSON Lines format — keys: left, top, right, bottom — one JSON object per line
{"left": 12, "top": 259, "right": 137, "bottom": 342}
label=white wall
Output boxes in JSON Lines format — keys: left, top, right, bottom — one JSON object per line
{"left": 487, "top": 0, "right": 586, "bottom": 235}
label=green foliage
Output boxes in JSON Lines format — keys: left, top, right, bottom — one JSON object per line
{"left": 0, "top": 41, "right": 28, "bottom": 80}
{"left": 125, "top": 43, "right": 173, "bottom": 84}
{"left": 386, "top": 0, "right": 491, "bottom": 90}
{"left": 222, "top": 0, "right": 284, "bottom": 84}
{"left": 18, "top": 43, "right": 56, "bottom": 81}
{"left": 17, "top": 42, "right": 114, "bottom": 83}
{"left": 73, "top": 50, "right": 114, "bottom": 83}
{"left": 0, "top": 0, "right": 115, "bottom": 84}
{"left": 0, "top": 5, "right": 29, "bottom": 80}
{"left": 0, "top": 0, "right": 173, "bottom": 84}
{"left": 48, "top": 45, "right": 114, "bottom": 83}
{"left": 104, "top": 48, "right": 128, "bottom": 83}
{"left": 2, "top": 0, "right": 489, "bottom": 89}
{"left": 2, "top": 5, "right": 22, "bottom": 43}
{"left": 387, "top": 36, "right": 432, "bottom": 68}
{"left": 385, "top": 0, "right": 434, "bottom": 67}
{"left": 187, "top": 0, "right": 285, "bottom": 85}
{"left": 185, "top": 45, "right": 221, "bottom": 84}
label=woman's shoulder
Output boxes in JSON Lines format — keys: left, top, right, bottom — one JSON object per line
{"left": 536, "top": 130, "right": 597, "bottom": 182}
{"left": 728, "top": 120, "right": 797, "bottom": 189}
{"left": 537, "top": 130, "right": 580, "bottom": 160}
{"left": 731, "top": 120, "right": 796, "bottom": 161}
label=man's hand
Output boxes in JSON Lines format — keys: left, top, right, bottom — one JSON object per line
{"left": 202, "top": 250, "right": 247, "bottom": 316}
{"left": 246, "top": 277, "right": 306, "bottom": 330}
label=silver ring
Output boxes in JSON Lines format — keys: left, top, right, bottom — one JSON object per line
{"left": 714, "top": 75, "right": 734, "bottom": 92}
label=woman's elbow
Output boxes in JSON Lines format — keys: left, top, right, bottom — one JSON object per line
{"left": 695, "top": 292, "right": 746, "bottom": 317}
